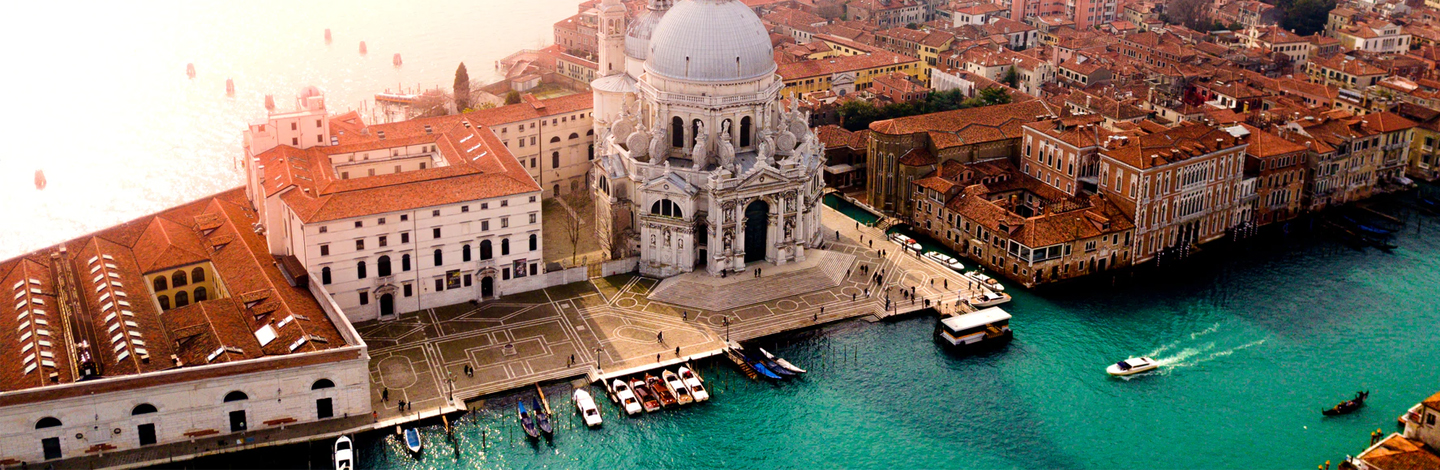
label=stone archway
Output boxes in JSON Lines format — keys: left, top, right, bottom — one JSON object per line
{"left": 481, "top": 276, "right": 494, "bottom": 298}
{"left": 744, "top": 199, "right": 770, "bottom": 263}
{"left": 379, "top": 293, "right": 394, "bottom": 317}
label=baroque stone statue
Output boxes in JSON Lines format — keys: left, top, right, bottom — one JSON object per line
{"left": 649, "top": 125, "right": 667, "bottom": 161}
{"left": 757, "top": 133, "right": 775, "bottom": 167}
{"left": 691, "top": 121, "right": 709, "bottom": 170}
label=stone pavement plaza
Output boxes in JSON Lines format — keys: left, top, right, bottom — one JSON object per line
{"left": 353, "top": 206, "right": 987, "bottom": 422}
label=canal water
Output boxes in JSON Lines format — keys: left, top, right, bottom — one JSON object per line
{"left": 181, "top": 198, "right": 1440, "bottom": 470}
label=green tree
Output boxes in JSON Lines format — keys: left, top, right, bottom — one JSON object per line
{"left": 1280, "top": 0, "right": 1335, "bottom": 36}
{"left": 454, "top": 62, "right": 471, "bottom": 112}
{"left": 505, "top": 90, "right": 522, "bottom": 105}
{"left": 978, "top": 87, "right": 1013, "bottom": 106}
{"left": 1002, "top": 67, "right": 1019, "bottom": 88}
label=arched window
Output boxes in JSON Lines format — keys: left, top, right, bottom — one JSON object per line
{"left": 463, "top": 244, "right": 472, "bottom": 262}
{"left": 321, "top": 267, "right": 332, "bottom": 285}
{"left": 650, "top": 199, "right": 683, "bottom": 218}
{"left": 671, "top": 116, "right": 684, "bottom": 148}
{"left": 356, "top": 261, "right": 367, "bottom": 279}
{"left": 501, "top": 238, "right": 510, "bottom": 256}
{"left": 741, "top": 116, "right": 753, "bottom": 147}
{"left": 433, "top": 249, "right": 443, "bottom": 266}
{"left": 586, "top": 129, "right": 593, "bottom": 136}
{"left": 132, "top": 404, "right": 158, "bottom": 415}
{"left": 191, "top": 267, "right": 205, "bottom": 283}
{"left": 153, "top": 276, "right": 167, "bottom": 292}
{"left": 194, "top": 287, "right": 207, "bottom": 302}
{"left": 552, "top": 151, "right": 560, "bottom": 169}
{"left": 377, "top": 256, "right": 391, "bottom": 277}
{"left": 223, "top": 391, "right": 248, "bottom": 402}
{"left": 529, "top": 234, "right": 538, "bottom": 251}
{"left": 311, "top": 379, "right": 335, "bottom": 390}
{"left": 402, "top": 254, "right": 411, "bottom": 271}
{"left": 36, "top": 417, "right": 62, "bottom": 429}
{"left": 172, "top": 270, "right": 187, "bottom": 288}
{"left": 568, "top": 132, "right": 579, "bottom": 140}
{"left": 550, "top": 136, "right": 561, "bottom": 143}
{"left": 174, "top": 290, "right": 189, "bottom": 308}
{"left": 157, "top": 295, "right": 170, "bottom": 310}
{"left": 480, "top": 240, "right": 493, "bottom": 260}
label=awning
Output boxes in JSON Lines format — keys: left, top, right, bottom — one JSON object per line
{"left": 824, "top": 163, "right": 865, "bottom": 174}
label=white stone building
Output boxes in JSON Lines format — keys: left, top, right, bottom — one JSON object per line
{"left": 0, "top": 189, "right": 369, "bottom": 466}
{"left": 245, "top": 91, "right": 546, "bottom": 323}
{"left": 589, "top": 0, "right": 827, "bottom": 278}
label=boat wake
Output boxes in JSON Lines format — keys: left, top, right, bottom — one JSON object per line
{"left": 1147, "top": 322, "right": 1221, "bottom": 357}
{"left": 1152, "top": 339, "right": 1267, "bottom": 374}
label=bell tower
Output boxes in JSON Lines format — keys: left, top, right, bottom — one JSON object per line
{"left": 597, "top": 0, "right": 627, "bottom": 77}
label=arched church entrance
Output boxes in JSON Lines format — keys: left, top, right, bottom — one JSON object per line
{"left": 379, "top": 293, "right": 394, "bottom": 317}
{"left": 744, "top": 200, "right": 769, "bottom": 263}
{"left": 481, "top": 276, "right": 494, "bottom": 298}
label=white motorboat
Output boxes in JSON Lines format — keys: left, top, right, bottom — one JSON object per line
{"left": 1106, "top": 357, "right": 1159, "bottom": 376}
{"left": 611, "top": 379, "right": 643, "bottom": 416}
{"left": 663, "top": 370, "right": 695, "bottom": 405}
{"left": 889, "top": 233, "right": 922, "bottom": 251}
{"left": 934, "top": 307, "right": 1013, "bottom": 353}
{"left": 573, "top": 388, "right": 603, "bottom": 428}
{"left": 759, "top": 348, "right": 807, "bottom": 374}
{"left": 677, "top": 366, "right": 709, "bottom": 402}
{"left": 969, "top": 289, "right": 1011, "bottom": 307}
{"left": 963, "top": 271, "right": 1005, "bottom": 291}
{"left": 923, "top": 251, "right": 965, "bottom": 271}
{"left": 333, "top": 435, "right": 354, "bottom": 470}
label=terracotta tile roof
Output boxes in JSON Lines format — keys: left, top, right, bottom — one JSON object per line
{"left": 1239, "top": 124, "right": 1307, "bottom": 158}
{"left": 1101, "top": 121, "right": 1246, "bottom": 170}
{"left": 775, "top": 49, "right": 921, "bottom": 80}
{"left": 1311, "top": 55, "right": 1386, "bottom": 76}
{"left": 898, "top": 147, "right": 937, "bottom": 166}
{"left": 1357, "top": 434, "right": 1440, "bottom": 470}
{"left": 0, "top": 188, "right": 348, "bottom": 394}
{"left": 1361, "top": 111, "right": 1418, "bottom": 133}
{"left": 869, "top": 100, "right": 1057, "bottom": 148}
{"left": 817, "top": 125, "right": 855, "bottom": 149}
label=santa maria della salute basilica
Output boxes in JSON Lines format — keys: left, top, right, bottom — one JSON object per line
{"left": 589, "top": 0, "right": 826, "bottom": 278}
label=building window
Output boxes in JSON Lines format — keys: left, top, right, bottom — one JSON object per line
{"left": 355, "top": 239, "right": 365, "bottom": 250}
{"left": 435, "top": 279, "right": 444, "bottom": 292}
{"left": 530, "top": 213, "right": 537, "bottom": 224}
{"left": 432, "top": 210, "right": 441, "bottom": 217}
{"left": 402, "top": 254, "right": 411, "bottom": 271}
{"left": 403, "top": 283, "right": 412, "bottom": 297}
{"left": 132, "top": 404, "right": 157, "bottom": 415}
{"left": 529, "top": 234, "right": 538, "bottom": 251}
{"left": 462, "top": 205, "right": 469, "bottom": 213}
{"left": 192, "top": 267, "right": 205, "bottom": 283}
{"left": 482, "top": 220, "right": 490, "bottom": 231}
{"left": 502, "top": 238, "right": 510, "bottom": 255}
{"left": 530, "top": 263, "right": 537, "bottom": 276}
{"left": 357, "top": 261, "right": 367, "bottom": 279}
{"left": 359, "top": 291, "right": 369, "bottom": 305}
{"left": 434, "top": 249, "right": 443, "bottom": 266}
{"left": 322, "top": 267, "right": 332, "bottom": 284}
{"left": 433, "top": 227, "right": 441, "bottom": 239}
{"left": 379, "top": 217, "right": 386, "bottom": 225}
{"left": 552, "top": 151, "right": 560, "bottom": 168}
{"left": 158, "top": 295, "right": 169, "bottom": 310}
{"left": 401, "top": 232, "right": 409, "bottom": 244}
{"left": 378, "top": 256, "right": 392, "bottom": 276}
{"left": 319, "top": 226, "right": 328, "bottom": 234}
{"left": 172, "top": 270, "right": 188, "bottom": 288}
{"left": 463, "top": 244, "right": 473, "bottom": 261}
{"left": 502, "top": 218, "right": 509, "bottom": 228}
{"left": 153, "top": 276, "right": 167, "bottom": 292}
{"left": 481, "top": 240, "right": 493, "bottom": 260}
{"left": 464, "top": 274, "right": 472, "bottom": 287}
{"left": 355, "top": 221, "right": 363, "bottom": 228}
{"left": 175, "top": 290, "right": 189, "bottom": 307}
{"left": 503, "top": 268, "right": 511, "bottom": 280}
{"left": 401, "top": 214, "right": 408, "bottom": 221}
{"left": 195, "top": 286, "right": 208, "bottom": 302}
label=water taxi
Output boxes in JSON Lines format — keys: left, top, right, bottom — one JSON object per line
{"left": 678, "top": 366, "right": 709, "bottom": 402}
{"left": 969, "top": 289, "right": 1011, "bottom": 307}
{"left": 612, "top": 379, "right": 643, "bottom": 416}
{"left": 934, "top": 307, "right": 1013, "bottom": 352}
{"left": 888, "top": 233, "right": 922, "bottom": 251}
{"left": 1106, "top": 357, "right": 1159, "bottom": 376}
{"left": 333, "top": 435, "right": 354, "bottom": 470}
{"left": 924, "top": 251, "right": 965, "bottom": 271}
{"left": 574, "top": 388, "right": 604, "bottom": 427}
{"left": 963, "top": 271, "right": 1005, "bottom": 291}
{"left": 662, "top": 370, "right": 695, "bottom": 405}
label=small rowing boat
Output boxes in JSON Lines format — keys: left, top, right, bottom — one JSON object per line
{"left": 759, "top": 348, "right": 806, "bottom": 374}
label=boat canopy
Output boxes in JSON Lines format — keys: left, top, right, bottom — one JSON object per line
{"left": 940, "top": 307, "right": 1011, "bottom": 331}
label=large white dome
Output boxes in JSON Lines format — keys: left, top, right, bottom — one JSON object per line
{"left": 645, "top": 0, "right": 776, "bottom": 82}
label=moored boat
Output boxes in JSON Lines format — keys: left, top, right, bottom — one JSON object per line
{"left": 923, "top": 251, "right": 965, "bottom": 271}
{"left": 934, "top": 307, "right": 1013, "bottom": 353}
{"left": 678, "top": 366, "right": 709, "bottom": 402}
{"left": 663, "top": 370, "right": 694, "bottom": 405}
{"left": 760, "top": 348, "right": 806, "bottom": 374}
{"left": 612, "top": 379, "right": 643, "bottom": 416}
{"left": 574, "top": 388, "right": 603, "bottom": 427}
{"left": 1106, "top": 357, "right": 1159, "bottom": 377}
{"left": 963, "top": 271, "right": 1005, "bottom": 291}
{"left": 631, "top": 378, "right": 661, "bottom": 412}
{"left": 889, "top": 233, "right": 922, "bottom": 251}
{"left": 646, "top": 374, "right": 679, "bottom": 407}
{"left": 968, "top": 289, "right": 1011, "bottom": 307}
{"left": 533, "top": 398, "right": 554, "bottom": 435}
{"left": 517, "top": 401, "right": 539, "bottom": 439}
{"left": 333, "top": 435, "right": 354, "bottom": 470}
{"left": 403, "top": 428, "right": 423, "bottom": 454}
{"left": 1323, "top": 391, "right": 1369, "bottom": 416}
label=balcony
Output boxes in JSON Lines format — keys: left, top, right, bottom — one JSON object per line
{"left": 373, "top": 274, "right": 395, "bottom": 288}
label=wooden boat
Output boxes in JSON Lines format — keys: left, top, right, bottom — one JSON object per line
{"left": 517, "top": 401, "right": 539, "bottom": 439}
{"left": 749, "top": 349, "right": 794, "bottom": 377}
{"left": 402, "top": 428, "right": 423, "bottom": 454}
{"left": 662, "top": 370, "right": 694, "bottom": 405}
{"left": 923, "top": 251, "right": 965, "bottom": 271}
{"left": 1323, "top": 391, "right": 1369, "bottom": 416}
{"left": 612, "top": 379, "right": 643, "bottom": 416}
{"left": 333, "top": 435, "right": 354, "bottom": 470}
{"left": 760, "top": 348, "right": 806, "bottom": 374}
{"left": 574, "top": 388, "right": 603, "bottom": 427}
{"left": 969, "top": 289, "right": 1012, "bottom": 307}
{"left": 646, "top": 374, "right": 679, "bottom": 407}
{"left": 631, "top": 378, "right": 661, "bottom": 412}
{"left": 963, "top": 271, "right": 1005, "bottom": 291}
{"left": 678, "top": 366, "right": 709, "bottom": 402}
{"left": 533, "top": 398, "right": 554, "bottom": 435}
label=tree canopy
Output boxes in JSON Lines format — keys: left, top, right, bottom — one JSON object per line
{"left": 837, "top": 88, "right": 1014, "bottom": 131}
{"left": 1279, "top": 0, "right": 1335, "bottom": 36}
{"left": 504, "top": 90, "right": 522, "bottom": 105}
{"left": 454, "top": 62, "right": 471, "bottom": 112}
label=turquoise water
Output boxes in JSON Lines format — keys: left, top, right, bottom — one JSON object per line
{"left": 824, "top": 193, "right": 881, "bottom": 226}
{"left": 197, "top": 202, "right": 1440, "bottom": 469}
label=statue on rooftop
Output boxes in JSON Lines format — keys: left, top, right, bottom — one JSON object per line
{"left": 717, "top": 120, "right": 736, "bottom": 171}
{"left": 691, "top": 121, "right": 709, "bottom": 170}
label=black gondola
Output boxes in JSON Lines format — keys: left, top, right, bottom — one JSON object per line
{"left": 533, "top": 398, "right": 554, "bottom": 435}
{"left": 517, "top": 401, "right": 540, "bottom": 439}
{"left": 1322, "top": 391, "right": 1369, "bottom": 416}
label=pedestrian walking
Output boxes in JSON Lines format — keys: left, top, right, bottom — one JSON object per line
{"left": 408, "top": 401, "right": 412, "bottom": 411}
{"left": 868, "top": 240, "right": 873, "bottom": 248}
{"left": 944, "top": 278, "right": 948, "bottom": 289}
{"left": 657, "top": 354, "right": 661, "bottom": 362}
{"left": 657, "top": 331, "right": 664, "bottom": 343}
{"left": 682, "top": 311, "right": 687, "bottom": 321}
{"left": 382, "top": 388, "right": 389, "bottom": 403}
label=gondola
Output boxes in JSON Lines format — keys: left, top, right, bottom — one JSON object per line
{"left": 646, "top": 374, "right": 679, "bottom": 407}
{"left": 1322, "top": 391, "right": 1369, "bottom": 416}
{"left": 517, "top": 401, "right": 540, "bottom": 439}
{"left": 745, "top": 349, "right": 794, "bottom": 377}
{"left": 760, "top": 348, "right": 806, "bottom": 374}
{"left": 533, "top": 398, "right": 554, "bottom": 435}
{"left": 631, "top": 378, "right": 661, "bottom": 412}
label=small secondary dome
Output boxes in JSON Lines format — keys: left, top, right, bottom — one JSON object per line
{"left": 646, "top": 0, "right": 776, "bottom": 82}
{"left": 625, "top": 0, "right": 671, "bottom": 60}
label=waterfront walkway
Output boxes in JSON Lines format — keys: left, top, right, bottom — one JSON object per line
{"left": 352, "top": 205, "right": 986, "bottom": 424}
